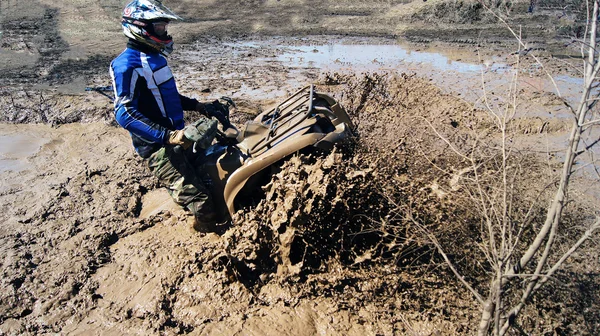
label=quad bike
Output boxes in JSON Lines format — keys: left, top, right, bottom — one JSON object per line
{"left": 190, "top": 85, "right": 354, "bottom": 219}
{"left": 86, "top": 84, "right": 354, "bottom": 220}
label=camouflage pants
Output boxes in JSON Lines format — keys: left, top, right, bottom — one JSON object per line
{"left": 147, "top": 146, "right": 215, "bottom": 221}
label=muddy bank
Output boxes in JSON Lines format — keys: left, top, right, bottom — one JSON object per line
{"left": 0, "top": 82, "right": 479, "bottom": 335}
{"left": 0, "top": 74, "right": 470, "bottom": 334}
{"left": 0, "top": 123, "right": 149, "bottom": 333}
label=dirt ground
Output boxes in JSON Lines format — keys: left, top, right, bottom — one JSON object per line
{"left": 1, "top": 0, "right": 599, "bottom": 335}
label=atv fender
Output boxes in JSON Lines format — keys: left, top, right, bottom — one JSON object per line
{"left": 223, "top": 132, "right": 325, "bottom": 216}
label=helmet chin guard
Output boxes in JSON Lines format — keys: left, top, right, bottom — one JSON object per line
{"left": 121, "top": 0, "right": 182, "bottom": 56}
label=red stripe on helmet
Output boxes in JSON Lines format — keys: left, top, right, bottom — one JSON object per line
{"left": 148, "top": 35, "right": 172, "bottom": 44}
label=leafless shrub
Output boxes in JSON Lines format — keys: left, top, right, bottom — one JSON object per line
{"left": 401, "top": 1, "right": 600, "bottom": 335}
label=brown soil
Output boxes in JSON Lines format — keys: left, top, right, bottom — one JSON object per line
{"left": 1, "top": 1, "right": 599, "bottom": 335}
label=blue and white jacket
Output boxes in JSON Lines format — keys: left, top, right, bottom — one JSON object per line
{"left": 110, "top": 40, "right": 199, "bottom": 158}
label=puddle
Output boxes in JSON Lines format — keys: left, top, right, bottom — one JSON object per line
{"left": 226, "top": 39, "right": 505, "bottom": 73}
{"left": 0, "top": 131, "right": 48, "bottom": 173}
{"left": 275, "top": 44, "right": 507, "bottom": 73}
{"left": 272, "top": 43, "right": 585, "bottom": 108}
{"left": 208, "top": 38, "right": 587, "bottom": 115}
{"left": 139, "top": 188, "right": 180, "bottom": 219}
{"left": 32, "top": 76, "right": 88, "bottom": 95}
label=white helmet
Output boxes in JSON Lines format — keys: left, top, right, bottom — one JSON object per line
{"left": 121, "top": 0, "right": 182, "bottom": 56}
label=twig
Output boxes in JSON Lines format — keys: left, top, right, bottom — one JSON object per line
{"left": 406, "top": 208, "right": 484, "bottom": 305}
{"left": 500, "top": 217, "right": 600, "bottom": 335}
{"left": 480, "top": 3, "right": 563, "bottom": 100}
{"left": 418, "top": 116, "right": 470, "bottom": 161}
{"left": 580, "top": 118, "right": 600, "bottom": 127}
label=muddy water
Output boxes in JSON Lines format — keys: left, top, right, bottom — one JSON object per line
{"left": 0, "top": 125, "right": 50, "bottom": 173}
{"left": 179, "top": 37, "right": 600, "bottom": 205}
{"left": 275, "top": 43, "right": 504, "bottom": 73}
{"left": 221, "top": 37, "right": 598, "bottom": 204}
{"left": 183, "top": 37, "right": 583, "bottom": 118}
{"left": 178, "top": 37, "right": 596, "bottom": 169}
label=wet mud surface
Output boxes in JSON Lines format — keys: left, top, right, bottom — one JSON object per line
{"left": 1, "top": 0, "right": 600, "bottom": 335}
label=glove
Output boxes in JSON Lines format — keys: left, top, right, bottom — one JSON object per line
{"left": 196, "top": 101, "right": 232, "bottom": 129}
{"left": 166, "top": 129, "right": 193, "bottom": 149}
{"left": 223, "top": 125, "right": 240, "bottom": 139}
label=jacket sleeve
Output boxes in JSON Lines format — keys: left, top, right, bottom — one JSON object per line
{"left": 111, "top": 63, "right": 171, "bottom": 144}
{"left": 180, "top": 94, "right": 200, "bottom": 111}
{"left": 115, "top": 101, "right": 171, "bottom": 144}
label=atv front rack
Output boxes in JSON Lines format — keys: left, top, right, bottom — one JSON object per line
{"left": 247, "top": 85, "right": 318, "bottom": 156}
{"left": 223, "top": 85, "right": 353, "bottom": 216}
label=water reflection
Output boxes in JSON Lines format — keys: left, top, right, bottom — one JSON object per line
{"left": 0, "top": 133, "right": 47, "bottom": 173}
{"left": 276, "top": 44, "right": 506, "bottom": 73}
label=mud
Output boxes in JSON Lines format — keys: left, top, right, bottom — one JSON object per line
{"left": 1, "top": 0, "right": 599, "bottom": 335}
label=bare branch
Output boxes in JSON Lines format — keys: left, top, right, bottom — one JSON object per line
{"left": 472, "top": 154, "right": 500, "bottom": 264}
{"left": 570, "top": 158, "right": 600, "bottom": 177}
{"left": 500, "top": 217, "right": 600, "bottom": 335}
{"left": 580, "top": 118, "right": 600, "bottom": 127}
{"left": 481, "top": 10, "right": 563, "bottom": 98}
{"left": 535, "top": 217, "right": 600, "bottom": 290}
{"left": 576, "top": 136, "right": 600, "bottom": 157}
{"left": 406, "top": 209, "right": 484, "bottom": 305}
{"left": 419, "top": 116, "right": 470, "bottom": 161}
{"left": 473, "top": 1, "right": 600, "bottom": 334}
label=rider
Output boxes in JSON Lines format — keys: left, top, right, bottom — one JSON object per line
{"left": 110, "top": 0, "right": 227, "bottom": 232}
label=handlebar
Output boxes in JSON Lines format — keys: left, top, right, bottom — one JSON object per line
{"left": 174, "top": 125, "right": 239, "bottom": 155}
{"left": 85, "top": 86, "right": 114, "bottom": 102}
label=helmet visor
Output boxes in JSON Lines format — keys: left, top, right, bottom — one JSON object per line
{"left": 152, "top": 21, "right": 169, "bottom": 36}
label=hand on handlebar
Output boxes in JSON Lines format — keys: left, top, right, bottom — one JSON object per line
{"left": 196, "top": 100, "right": 231, "bottom": 129}
{"left": 166, "top": 129, "right": 193, "bottom": 149}
{"left": 222, "top": 125, "right": 240, "bottom": 139}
